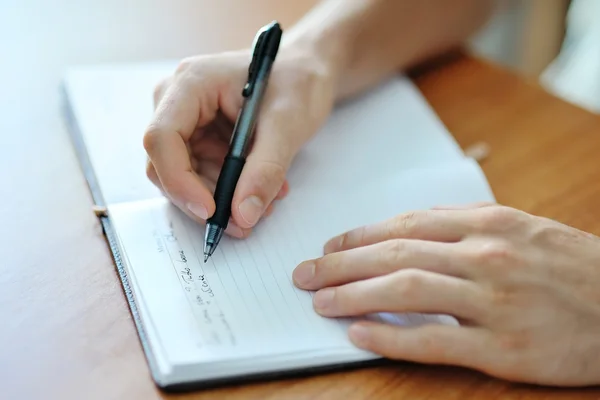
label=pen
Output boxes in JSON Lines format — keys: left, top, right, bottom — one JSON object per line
{"left": 203, "top": 21, "right": 283, "bottom": 262}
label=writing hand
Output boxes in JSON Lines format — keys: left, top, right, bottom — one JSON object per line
{"left": 143, "top": 47, "right": 336, "bottom": 237}
{"left": 292, "top": 203, "right": 600, "bottom": 386}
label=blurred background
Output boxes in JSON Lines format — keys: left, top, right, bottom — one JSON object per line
{"left": 471, "top": 0, "right": 600, "bottom": 114}
{"left": 0, "top": 0, "right": 598, "bottom": 120}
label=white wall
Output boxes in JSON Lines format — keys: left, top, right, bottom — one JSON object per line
{"left": 469, "top": 0, "right": 600, "bottom": 114}
{"left": 469, "top": 0, "right": 528, "bottom": 70}
{"left": 541, "top": 0, "right": 600, "bottom": 113}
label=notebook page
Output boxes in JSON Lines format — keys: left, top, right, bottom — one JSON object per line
{"left": 108, "top": 158, "right": 495, "bottom": 383}
{"left": 63, "top": 62, "right": 464, "bottom": 205}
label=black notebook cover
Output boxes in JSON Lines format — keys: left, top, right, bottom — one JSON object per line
{"left": 60, "top": 85, "right": 387, "bottom": 392}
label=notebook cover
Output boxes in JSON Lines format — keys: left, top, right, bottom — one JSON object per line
{"left": 60, "top": 83, "right": 388, "bottom": 392}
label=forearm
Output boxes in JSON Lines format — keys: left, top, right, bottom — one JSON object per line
{"left": 284, "top": 0, "right": 495, "bottom": 100}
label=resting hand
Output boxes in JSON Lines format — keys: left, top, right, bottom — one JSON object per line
{"left": 144, "top": 46, "right": 335, "bottom": 237}
{"left": 293, "top": 203, "right": 600, "bottom": 386}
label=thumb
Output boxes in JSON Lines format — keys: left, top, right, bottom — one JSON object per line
{"left": 230, "top": 109, "right": 302, "bottom": 229}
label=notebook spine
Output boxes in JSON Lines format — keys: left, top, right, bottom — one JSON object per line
{"left": 61, "top": 83, "right": 163, "bottom": 386}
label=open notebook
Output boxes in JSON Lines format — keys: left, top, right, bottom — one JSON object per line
{"left": 61, "top": 61, "right": 495, "bottom": 391}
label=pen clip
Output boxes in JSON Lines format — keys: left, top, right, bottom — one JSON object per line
{"left": 242, "top": 29, "right": 267, "bottom": 97}
{"left": 242, "top": 21, "right": 280, "bottom": 97}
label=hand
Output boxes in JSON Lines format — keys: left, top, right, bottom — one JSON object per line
{"left": 292, "top": 203, "right": 600, "bottom": 386}
{"left": 143, "top": 46, "right": 336, "bottom": 238}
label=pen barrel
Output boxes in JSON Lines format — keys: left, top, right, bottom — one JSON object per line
{"left": 229, "top": 64, "right": 270, "bottom": 158}
{"left": 207, "top": 155, "right": 246, "bottom": 228}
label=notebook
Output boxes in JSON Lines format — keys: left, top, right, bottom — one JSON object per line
{"left": 61, "top": 61, "right": 496, "bottom": 391}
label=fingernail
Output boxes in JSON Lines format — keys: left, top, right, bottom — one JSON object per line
{"left": 239, "top": 195, "right": 264, "bottom": 226}
{"left": 324, "top": 235, "right": 344, "bottom": 254}
{"left": 293, "top": 262, "right": 315, "bottom": 286}
{"left": 313, "top": 288, "right": 335, "bottom": 311}
{"left": 187, "top": 202, "right": 208, "bottom": 220}
{"left": 348, "top": 324, "right": 370, "bottom": 347}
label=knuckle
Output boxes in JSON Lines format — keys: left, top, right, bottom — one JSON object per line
{"left": 476, "top": 207, "right": 510, "bottom": 229}
{"left": 531, "top": 221, "right": 559, "bottom": 243}
{"left": 336, "top": 232, "right": 351, "bottom": 250}
{"left": 247, "top": 158, "right": 288, "bottom": 190}
{"left": 261, "top": 160, "right": 287, "bottom": 182}
{"left": 264, "top": 96, "right": 297, "bottom": 119}
{"left": 174, "top": 54, "right": 231, "bottom": 86}
{"left": 389, "top": 211, "right": 419, "bottom": 237}
{"left": 334, "top": 286, "right": 357, "bottom": 311}
{"left": 496, "top": 330, "right": 532, "bottom": 352}
{"left": 174, "top": 57, "right": 195, "bottom": 75}
{"left": 145, "top": 161, "right": 156, "bottom": 181}
{"left": 153, "top": 78, "right": 168, "bottom": 105}
{"left": 313, "top": 254, "right": 338, "bottom": 278}
{"left": 475, "top": 206, "right": 524, "bottom": 232}
{"left": 530, "top": 217, "right": 577, "bottom": 247}
{"left": 173, "top": 56, "right": 213, "bottom": 91}
{"left": 161, "top": 176, "right": 185, "bottom": 200}
{"left": 142, "top": 125, "right": 163, "bottom": 154}
{"left": 381, "top": 239, "right": 407, "bottom": 267}
{"left": 300, "top": 62, "right": 330, "bottom": 88}
{"left": 471, "top": 239, "right": 518, "bottom": 266}
{"left": 344, "top": 227, "right": 366, "bottom": 248}
{"left": 418, "top": 332, "right": 448, "bottom": 361}
{"left": 489, "top": 286, "right": 516, "bottom": 308}
{"left": 173, "top": 70, "right": 197, "bottom": 92}
{"left": 394, "top": 269, "right": 425, "bottom": 298}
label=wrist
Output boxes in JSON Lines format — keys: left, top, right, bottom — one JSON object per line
{"left": 280, "top": 20, "right": 352, "bottom": 100}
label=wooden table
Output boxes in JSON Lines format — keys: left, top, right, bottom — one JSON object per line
{"left": 2, "top": 1, "right": 600, "bottom": 399}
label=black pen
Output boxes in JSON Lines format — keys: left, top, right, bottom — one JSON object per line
{"left": 203, "top": 21, "right": 283, "bottom": 262}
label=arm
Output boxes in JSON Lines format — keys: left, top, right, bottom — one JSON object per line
{"left": 144, "top": 0, "right": 495, "bottom": 236}
{"left": 284, "top": 0, "right": 495, "bottom": 99}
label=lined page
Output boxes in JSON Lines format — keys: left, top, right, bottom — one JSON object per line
{"left": 108, "top": 158, "right": 495, "bottom": 376}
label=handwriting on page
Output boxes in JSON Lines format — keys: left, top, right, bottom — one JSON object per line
{"left": 152, "top": 223, "right": 236, "bottom": 348}
{"left": 139, "top": 197, "right": 459, "bottom": 358}
{"left": 150, "top": 203, "right": 355, "bottom": 354}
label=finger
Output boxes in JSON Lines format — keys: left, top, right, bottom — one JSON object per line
{"left": 230, "top": 103, "right": 304, "bottom": 229}
{"left": 312, "top": 269, "right": 485, "bottom": 322}
{"left": 276, "top": 180, "right": 289, "bottom": 200}
{"left": 146, "top": 160, "right": 163, "bottom": 191}
{"left": 153, "top": 76, "right": 172, "bottom": 109}
{"left": 264, "top": 202, "right": 276, "bottom": 217}
{"left": 193, "top": 155, "right": 288, "bottom": 200}
{"left": 151, "top": 164, "right": 247, "bottom": 239}
{"left": 148, "top": 159, "right": 186, "bottom": 201}
{"left": 198, "top": 175, "right": 216, "bottom": 195}
{"left": 212, "top": 110, "right": 236, "bottom": 141}
{"left": 191, "top": 126, "right": 216, "bottom": 145}
{"left": 191, "top": 137, "right": 229, "bottom": 162}
{"left": 431, "top": 202, "right": 496, "bottom": 210}
{"left": 294, "top": 239, "right": 468, "bottom": 291}
{"left": 195, "top": 159, "right": 223, "bottom": 184}
{"left": 196, "top": 162, "right": 279, "bottom": 218}
{"left": 224, "top": 220, "right": 250, "bottom": 238}
{"left": 143, "top": 78, "right": 218, "bottom": 220}
{"left": 348, "top": 321, "right": 491, "bottom": 371}
{"left": 149, "top": 148, "right": 247, "bottom": 239}
{"left": 175, "top": 197, "right": 250, "bottom": 239}
{"left": 324, "top": 209, "right": 476, "bottom": 254}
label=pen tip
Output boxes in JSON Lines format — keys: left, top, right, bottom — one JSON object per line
{"left": 204, "top": 254, "right": 209, "bottom": 263}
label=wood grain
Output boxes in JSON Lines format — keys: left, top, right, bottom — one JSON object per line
{"left": 2, "top": 1, "right": 600, "bottom": 399}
